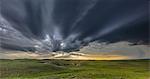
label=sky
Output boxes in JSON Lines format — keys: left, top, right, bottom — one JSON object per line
{"left": 0, "top": 0, "right": 149, "bottom": 59}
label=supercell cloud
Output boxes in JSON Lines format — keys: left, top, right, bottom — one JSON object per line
{"left": 0, "top": 0, "right": 149, "bottom": 53}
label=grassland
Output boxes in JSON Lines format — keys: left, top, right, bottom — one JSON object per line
{"left": 0, "top": 59, "right": 149, "bottom": 79}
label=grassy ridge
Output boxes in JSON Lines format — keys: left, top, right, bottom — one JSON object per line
{"left": 0, "top": 59, "right": 149, "bottom": 79}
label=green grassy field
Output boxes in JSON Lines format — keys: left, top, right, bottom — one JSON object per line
{"left": 0, "top": 59, "right": 149, "bottom": 79}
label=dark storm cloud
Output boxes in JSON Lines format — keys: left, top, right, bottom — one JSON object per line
{"left": 0, "top": 0, "right": 148, "bottom": 52}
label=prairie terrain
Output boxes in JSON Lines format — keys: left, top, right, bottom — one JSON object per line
{"left": 0, "top": 59, "right": 149, "bottom": 79}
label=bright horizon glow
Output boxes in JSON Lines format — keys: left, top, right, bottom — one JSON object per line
{"left": 0, "top": 51, "right": 132, "bottom": 60}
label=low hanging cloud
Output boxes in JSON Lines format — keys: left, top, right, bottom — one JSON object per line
{"left": 0, "top": 41, "right": 149, "bottom": 60}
